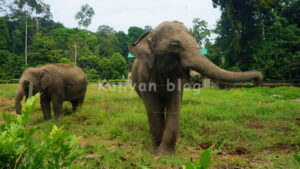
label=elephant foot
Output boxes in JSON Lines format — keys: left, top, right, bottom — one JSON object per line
{"left": 152, "top": 145, "right": 159, "bottom": 154}
{"left": 156, "top": 145, "right": 175, "bottom": 155}
{"left": 54, "top": 113, "right": 63, "bottom": 119}
{"left": 43, "top": 117, "right": 51, "bottom": 121}
{"left": 43, "top": 114, "right": 51, "bottom": 120}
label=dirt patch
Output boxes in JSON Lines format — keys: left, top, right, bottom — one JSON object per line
{"left": 270, "top": 124, "right": 292, "bottom": 132}
{"left": 199, "top": 141, "right": 212, "bottom": 149}
{"left": 296, "top": 118, "right": 300, "bottom": 126}
{"left": 78, "top": 136, "right": 104, "bottom": 148}
{"left": 262, "top": 144, "right": 295, "bottom": 154}
{"left": 84, "top": 151, "right": 103, "bottom": 159}
{"left": 0, "top": 97, "right": 15, "bottom": 113}
{"left": 78, "top": 136, "right": 142, "bottom": 154}
{"left": 247, "top": 121, "right": 264, "bottom": 129}
{"left": 102, "top": 105, "right": 113, "bottom": 113}
{"left": 270, "top": 94, "right": 281, "bottom": 98}
{"left": 75, "top": 115, "right": 88, "bottom": 122}
{"left": 226, "top": 147, "right": 249, "bottom": 156}
{"left": 295, "top": 98, "right": 300, "bottom": 102}
{"left": 255, "top": 101, "right": 273, "bottom": 105}
{"left": 234, "top": 147, "right": 249, "bottom": 155}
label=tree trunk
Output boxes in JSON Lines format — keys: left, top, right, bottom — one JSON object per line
{"left": 25, "top": 19, "right": 28, "bottom": 65}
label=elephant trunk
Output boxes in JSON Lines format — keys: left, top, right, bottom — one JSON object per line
{"left": 16, "top": 87, "right": 24, "bottom": 114}
{"left": 183, "top": 50, "right": 263, "bottom": 82}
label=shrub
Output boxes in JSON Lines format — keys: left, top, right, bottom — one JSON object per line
{"left": 59, "top": 57, "right": 75, "bottom": 65}
{"left": 83, "top": 68, "right": 100, "bottom": 81}
{"left": 0, "top": 93, "right": 82, "bottom": 168}
{"left": 182, "top": 145, "right": 214, "bottom": 169}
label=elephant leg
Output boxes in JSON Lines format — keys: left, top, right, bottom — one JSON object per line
{"left": 51, "top": 94, "right": 64, "bottom": 119}
{"left": 71, "top": 96, "right": 85, "bottom": 113}
{"left": 142, "top": 94, "right": 165, "bottom": 152}
{"left": 71, "top": 100, "right": 79, "bottom": 113}
{"left": 157, "top": 90, "right": 182, "bottom": 155}
{"left": 77, "top": 95, "right": 85, "bottom": 106}
{"left": 40, "top": 95, "right": 51, "bottom": 120}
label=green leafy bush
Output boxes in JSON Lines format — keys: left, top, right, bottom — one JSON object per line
{"left": 182, "top": 145, "right": 214, "bottom": 169}
{"left": 83, "top": 68, "right": 100, "bottom": 81}
{"left": 294, "top": 153, "right": 300, "bottom": 163}
{"left": 0, "top": 94, "right": 82, "bottom": 168}
{"left": 59, "top": 57, "right": 75, "bottom": 65}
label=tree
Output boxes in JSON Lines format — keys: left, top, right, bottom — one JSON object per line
{"left": 8, "top": 0, "right": 51, "bottom": 65}
{"left": 190, "top": 18, "right": 211, "bottom": 48}
{"left": 28, "top": 32, "right": 57, "bottom": 66}
{"left": 144, "top": 25, "right": 153, "bottom": 32}
{"left": 98, "top": 58, "right": 112, "bottom": 80}
{"left": 96, "top": 26, "right": 128, "bottom": 58}
{"left": 127, "top": 26, "right": 145, "bottom": 44}
{"left": 110, "top": 52, "right": 128, "bottom": 79}
{"left": 0, "top": 17, "right": 9, "bottom": 50}
{"left": 98, "top": 34, "right": 121, "bottom": 57}
{"left": 97, "top": 25, "right": 115, "bottom": 36}
{"left": 83, "top": 68, "right": 99, "bottom": 81}
{"left": 0, "top": 50, "right": 12, "bottom": 78}
{"left": 211, "top": 0, "right": 300, "bottom": 80}
{"left": 78, "top": 55, "right": 100, "bottom": 69}
{"left": 115, "top": 31, "right": 129, "bottom": 57}
{"left": 75, "top": 4, "right": 95, "bottom": 29}
{"left": 282, "top": 0, "right": 300, "bottom": 26}
{"left": 38, "top": 17, "right": 64, "bottom": 33}
{"left": 96, "top": 53, "right": 128, "bottom": 80}
{"left": 0, "top": 53, "right": 25, "bottom": 79}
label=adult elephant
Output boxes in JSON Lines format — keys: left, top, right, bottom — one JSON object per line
{"left": 129, "top": 21, "right": 263, "bottom": 155}
{"left": 16, "top": 63, "right": 88, "bottom": 120}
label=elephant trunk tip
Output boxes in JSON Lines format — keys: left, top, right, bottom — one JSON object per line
{"left": 15, "top": 87, "right": 25, "bottom": 115}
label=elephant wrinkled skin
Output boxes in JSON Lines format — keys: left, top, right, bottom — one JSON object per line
{"left": 15, "top": 63, "right": 88, "bottom": 120}
{"left": 129, "top": 21, "right": 263, "bottom": 155}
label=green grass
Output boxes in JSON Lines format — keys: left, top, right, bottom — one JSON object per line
{"left": 1, "top": 84, "right": 300, "bottom": 168}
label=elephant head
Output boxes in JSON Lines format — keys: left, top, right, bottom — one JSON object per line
{"left": 16, "top": 67, "right": 53, "bottom": 114}
{"left": 129, "top": 21, "right": 263, "bottom": 81}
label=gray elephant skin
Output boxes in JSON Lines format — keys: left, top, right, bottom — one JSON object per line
{"left": 16, "top": 63, "right": 88, "bottom": 120}
{"left": 129, "top": 21, "right": 263, "bottom": 155}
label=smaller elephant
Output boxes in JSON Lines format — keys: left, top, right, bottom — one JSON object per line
{"left": 16, "top": 63, "right": 88, "bottom": 120}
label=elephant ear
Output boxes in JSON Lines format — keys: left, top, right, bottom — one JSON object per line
{"left": 39, "top": 69, "right": 53, "bottom": 90}
{"left": 129, "top": 32, "right": 154, "bottom": 69}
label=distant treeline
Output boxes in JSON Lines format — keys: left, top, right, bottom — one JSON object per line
{"left": 208, "top": 0, "right": 300, "bottom": 80}
{"left": 0, "top": 0, "right": 299, "bottom": 81}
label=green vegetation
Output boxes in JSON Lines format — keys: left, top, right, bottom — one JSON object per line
{"left": 0, "top": 0, "right": 142, "bottom": 81}
{"left": 0, "top": 84, "right": 299, "bottom": 168}
{"left": 0, "top": 0, "right": 299, "bottom": 167}
{"left": 1, "top": 0, "right": 299, "bottom": 81}
{"left": 0, "top": 93, "right": 81, "bottom": 168}
{"left": 209, "top": 0, "right": 300, "bottom": 80}
{"left": 75, "top": 4, "right": 95, "bottom": 30}
{"left": 182, "top": 145, "right": 214, "bottom": 169}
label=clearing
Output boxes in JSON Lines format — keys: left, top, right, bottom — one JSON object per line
{"left": 0, "top": 84, "right": 300, "bottom": 168}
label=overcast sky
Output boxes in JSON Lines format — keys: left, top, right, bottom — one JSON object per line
{"left": 46, "top": 0, "right": 221, "bottom": 33}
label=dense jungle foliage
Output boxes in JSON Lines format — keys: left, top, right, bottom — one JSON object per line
{"left": 0, "top": 0, "right": 299, "bottom": 81}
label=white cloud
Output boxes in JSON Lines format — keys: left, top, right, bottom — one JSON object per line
{"left": 46, "top": 0, "right": 221, "bottom": 33}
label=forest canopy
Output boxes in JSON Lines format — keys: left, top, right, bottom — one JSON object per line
{"left": 0, "top": 0, "right": 299, "bottom": 81}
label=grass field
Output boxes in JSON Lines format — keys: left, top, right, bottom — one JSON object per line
{"left": 0, "top": 84, "right": 300, "bottom": 168}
